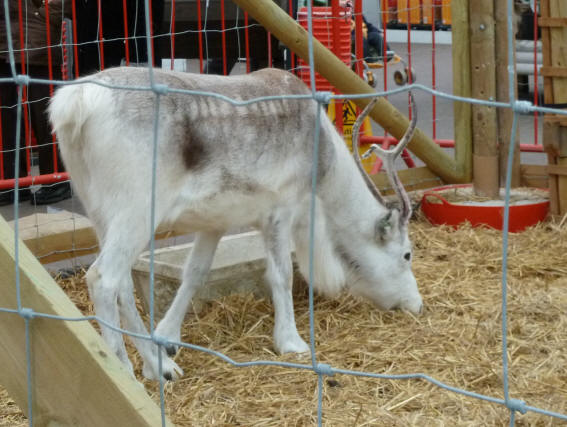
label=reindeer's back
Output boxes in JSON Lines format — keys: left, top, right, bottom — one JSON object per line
{"left": 50, "top": 67, "right": 341, "bottom": 227}
{"left": 85, "top": 68, "right": 337, "bottom": 182}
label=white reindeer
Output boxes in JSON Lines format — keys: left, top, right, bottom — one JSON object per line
{"left": 48, "top": 67, "right": 423, "bottom": 381}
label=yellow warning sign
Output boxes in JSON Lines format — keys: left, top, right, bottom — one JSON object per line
{"left": 341, "top": 101, "right": 358, "bottom": 138}
{"left": 327, "top": 99, "right": 375, "bottom": 173}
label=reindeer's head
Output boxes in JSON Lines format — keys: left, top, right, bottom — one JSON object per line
{"left": 345, "top": 94, "right": 423, "bottom": 315}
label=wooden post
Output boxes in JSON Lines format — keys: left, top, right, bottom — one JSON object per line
{"left": 495, "top": 0, "right": 521, "bottom": 188}
{"left": 469, "top": 0, "right": 499, "bottom": 198}
{"left": 0, "top": 215, "right": 170, "bottom": 426}
{"left": 451, "top": 0, "right": 473, "bottom": 183}
{"left": 231, "top": 0, "right": 470, "bottom": 183}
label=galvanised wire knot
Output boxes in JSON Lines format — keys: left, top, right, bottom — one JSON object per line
{"left": 13, "top": 74, "right": 30, "bottom": 86}
{"left": 314, "top": 363, "right": 334, "bottom": 377}
{"left": 19, "top": 308, "right": 35, "bottom": 320}
{"left": 152, "top": 83, "right": 170, "bottom": 95}
{"left": 151, "top": 334, "right": 169, "bottom": 347}
{"left": 313, "top": 91, "right": 332, "bottom": 105}
{"left": 512, "top": 100, "right": 532, "bottom": 115}
{"left": 507, "top": 398, "right": 528, "bottom": 415}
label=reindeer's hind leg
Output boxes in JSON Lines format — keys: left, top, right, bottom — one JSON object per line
{"left": 87, "top": 211, "right": 182, "bottom": 381}
{"left": 262, "top": 211, "right": 310, "bottom": 355}
{"left": 86, "top": 240, "right": 137, "bottom": 375}
{"left": 117, "top": 276, "right": 183, "bottom": 381}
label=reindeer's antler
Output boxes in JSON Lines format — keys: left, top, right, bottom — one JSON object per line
{"left": 352, "top": 93, "right": 418, "bottom": 226}
{"left": 351, "top": 97, "right": 386, "bottom": 205}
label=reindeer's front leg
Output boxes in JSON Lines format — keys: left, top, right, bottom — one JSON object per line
{"left": 155, "top": 231, "right": 223, "bottom": 358}
{"left": 262, "top": 212, "right": 310, "bottom": 355}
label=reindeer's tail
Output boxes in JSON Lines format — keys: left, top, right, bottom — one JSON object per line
{"left": 48, "top": 83, "right": 88, "bottom": 147}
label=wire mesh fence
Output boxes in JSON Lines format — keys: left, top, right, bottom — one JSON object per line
{"left": 1, "top": 0, "right": 567, "bottom": 425}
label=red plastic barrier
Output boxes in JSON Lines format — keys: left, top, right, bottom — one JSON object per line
{"left": 296, "top": 6, "right": 352, "bottom": 93}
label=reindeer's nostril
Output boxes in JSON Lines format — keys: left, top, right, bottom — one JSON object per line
{"left": 399, "top": 299, "right": 423, "bottom": 315}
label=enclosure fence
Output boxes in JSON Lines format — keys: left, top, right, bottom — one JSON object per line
{"left": 1, "top": 0, "right": 567, "bottom": 425}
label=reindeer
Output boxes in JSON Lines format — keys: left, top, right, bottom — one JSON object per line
{"left": 48, "top": 67, "right": 423, "bottom": 381}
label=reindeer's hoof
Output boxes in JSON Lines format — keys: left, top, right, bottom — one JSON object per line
{"left": 142, "top": 354, "right": 184, "bottom": 382}
{"left": 154, "top": 322, "right": 181, "bottom": 357}
{"left": 275, "top": 333, "right": 310, "bottom": 355}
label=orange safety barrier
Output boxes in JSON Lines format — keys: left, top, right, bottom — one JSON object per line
{"left": 296, "top": 6, "right": 352, "bottom": 93}
{"left": 380, "top": 0, "right": 398, "bottom": 24}
{"left": 421, "top": 0, "right": 435, "bottom": 26}
{"left": 397, "top": 0, "right": 422, "bottom": 25}
{"left": 441, "top": 0, "right": 452, "bottom": 26}
{"left": 382, "top": 0, "right": 451, "bottom": 27}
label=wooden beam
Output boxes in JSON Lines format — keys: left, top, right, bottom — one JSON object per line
{"left": 547, "top": 164, "right": 567, "bottom": 176}
{"left": 230, "top": 0, "right": 469, "bottom": 183}
{"left": 469, "top": 0, "right": 499, "bottom": 197}
{"left": 541, "top": 0, "right": 554, "bottom": 104}
{"left": 543, "top": 118, "right": 561, "bottom": 214}
{"left": 370, "top": 166, "right": 444, "bottom": 194}
{"left": 540, "top": 66, "right": 567, "bottom": 77}
{"left": 520, "top": 164, "right": 549, "bottom": 188}
{"left": 0, "top": 214, "right": 171, "bottom": 426}
{"left": 451, "top": 0, "right": 473, "bottom": 183}
{"left": 544, "top": 114, "right": 567, "bottom": 126}
{"left": 495, "top": 0, "right": 520, "bottom": 188}
{"left": 538, "top": 17, "right": 567, "bottom": 27}
{"left": 11, "top": 212, "right": 97, "bottom": 264}
{"left": 10, "top": 211, "right": 188, "bottom": 265}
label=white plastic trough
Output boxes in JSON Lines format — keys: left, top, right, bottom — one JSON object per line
{"left": 132, "top": 231, "right": 270, "bottom": 320}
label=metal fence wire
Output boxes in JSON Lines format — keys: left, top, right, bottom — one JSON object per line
{"left": 1, "top": 0, "right": 567, "bottom": 426}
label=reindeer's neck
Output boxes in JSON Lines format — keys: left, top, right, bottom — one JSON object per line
{"left": 317, "top": 131, "right": 387, "bottom": 226}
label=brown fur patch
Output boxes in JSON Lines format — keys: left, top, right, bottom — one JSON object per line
{"left": 181, "top": 117, "right": 208, "bottom": 170}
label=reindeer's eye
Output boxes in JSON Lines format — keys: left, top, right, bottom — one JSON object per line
{"left": 404, "top": 252, "right": 411, "bottom": 261}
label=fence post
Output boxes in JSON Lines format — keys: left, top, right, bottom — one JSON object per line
{"left": 451, "top": 0, "right": 473, "bottom": 183}
{"left": 495, "top": 0, "right": 521, "bottom": 188}
{"left": 469, "top": 0, "right": 499, "bottom": 198}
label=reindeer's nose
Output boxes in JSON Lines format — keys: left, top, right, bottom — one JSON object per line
{"left": 412, "top": 303, "right": 424, "bottom": 316}
{"left": 400, "top": 298, "right": 423, "bottom": 315}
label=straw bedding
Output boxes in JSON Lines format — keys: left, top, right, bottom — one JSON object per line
{"left": 1, "top": 215, "right": 566, "bottom": 426}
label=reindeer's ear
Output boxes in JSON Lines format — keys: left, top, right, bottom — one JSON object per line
{"left": 375, "top": 209, "right": 400, "bottom": 242}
